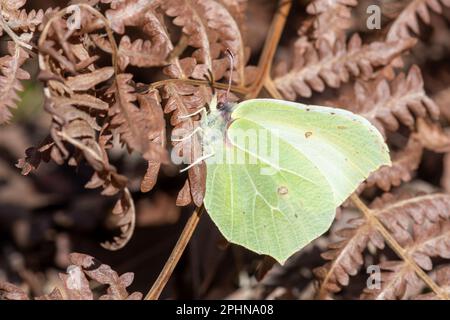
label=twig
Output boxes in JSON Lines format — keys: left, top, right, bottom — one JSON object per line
{"left": 148, "top": 78, "right": 249, "bottom": 95}
{"left": 145, "top": 205, "right": 205, "bottom": 300}
{"left": 350, "top": 194, "right": 449, "bottom": 300}
{"left": 246, "top": 0, "right": 292, "bottom": 99}
{"left": 264, "top": 76, "right": 284, "bottom": 99}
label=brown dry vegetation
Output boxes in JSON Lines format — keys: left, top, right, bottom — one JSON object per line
{"left": 0, "top": 0, "right": 450, "bottom": 300}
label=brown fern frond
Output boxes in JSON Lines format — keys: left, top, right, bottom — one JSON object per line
{"left": 159, "top": 0, "right": 241, "bottom": 82}
{"left": 361, "top": 220, "right": 450, "bottom": 299}
{"left": 315, "top": 193, "right": 450, "bottom": 298}
{"left": 0, "top": 253, "right": 142, "bottom": 300}
{"left": 116, "top": 34, "right": 170, "bottom": 69}
{"left": 360, "top": 261, "right": 422, "bottom": 299}
{"left": 363, "top": 137, "right": 423, "bottom": 192}
{"left": 139, "top": 90, "right": 166, "bottom": 193}
{"left": 314, "top": 218, "right": 383, "bottom": 296}
{"left": 305, "top": 0, "right": 358, "bottom": 46}
{"left": 218, "top": 0, "right": 248, "bottom": 35}
{"left": 138, "top": 0, "right": 250, "bottom": 205}
{"left": 274, "top": 34, "right": 415, "bottom": 100}
{"left": 386, "top": 0, "right": 450, "bottom": 41}
{"left": 110, "top": 73, "right": 167, "bottom": 162}
{"left": 433, "top": 86, "right": 450, "bottom": 122}
{"left": 66, "top": 67, "right": 114, "bottom": 91}
{"left": 345, "top": 65, "right": 439, "bottom": 136}
{"left": 416, "top": 265, "right": 450, "bottom": 299}
{"left": 441, "top": 153, "right": 450, "bottom": 192}
{"left": 164, "top": 82, "right": 207, "bottom": 206}
{"left": 55, "top": 118, "right": 136, "bottom": 250}
{"left": 414, "top": 118, "right": 450, "bottom": 153}
{"left": 0, "top": 42, "right": 30, "bottom": 123}
{"left": 93, "top": 10, "right": 172, "bottom": 70}
{"left": 0, "top": 0, "right": 26, "bottom": 37}
{"left": 105, "top": 0, "right": 157, "bottom": 34}
{"left": 5, "top": 8, "right": 54, "bottom": 33}
{"left": 32, "top": 6, "right": 142, "bottom": 250}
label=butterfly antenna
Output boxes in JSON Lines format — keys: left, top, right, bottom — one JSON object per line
{"left": 225, "top": 48, "right": 234, "bottom": 101}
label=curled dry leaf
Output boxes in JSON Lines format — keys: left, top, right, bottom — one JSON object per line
{"left": 101, "top": 188, "right": 136, "bottom": 251}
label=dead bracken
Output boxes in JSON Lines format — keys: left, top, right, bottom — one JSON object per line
{"left": 0, "top": 0, "right": 449, "bottom": 301}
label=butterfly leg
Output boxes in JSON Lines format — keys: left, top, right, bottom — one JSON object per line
{"left": 178, "top": 128, "right": 215, "bottom": 173}
{"left": 179, "top": 152, "right": 214, "bottom": 173}
{"left": 176, "top": 107, "right": 215, "bottom": 172}
{"left": 178, "top": 107, "right": 208, "bottom": 120}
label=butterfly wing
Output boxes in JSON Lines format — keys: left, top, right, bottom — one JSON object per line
{"left": 231, "top": 99, "right": 391, "bottom": 206}
{"left": 204, "top": 99, "right": 390, "bottom": 263}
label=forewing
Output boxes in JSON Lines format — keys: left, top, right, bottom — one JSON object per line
{"left": 231, "top": 99, "right": 391, "bottom": 206}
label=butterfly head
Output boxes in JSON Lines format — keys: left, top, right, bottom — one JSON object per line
{"left": 217, "top": 100, "right": 235, "bottom": 121}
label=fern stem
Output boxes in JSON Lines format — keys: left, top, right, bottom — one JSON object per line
{"left": 264, "top": 77, "right": 283, "bottom": 99}
{"left": 148, "top": 79, "right": 249, "bottom": 95}
{"left": 145, "top": 205, "right": 205, "bottom": 300}
{"left": 350, "top": 194, "right": 449, "bottom": 300}
{"left": 0, "top": 11, "right": 33, "bottom": 50}
{"left": 246, "top": 0, "right": 292, "bottom": 99}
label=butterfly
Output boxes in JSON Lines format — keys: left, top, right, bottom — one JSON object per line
{"left": 173, "top": 60, "right": 390, "bottom": 264}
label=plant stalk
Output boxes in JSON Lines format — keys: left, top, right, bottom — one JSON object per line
{"left": 145, "top": 205, "right": 205, "bottom": 300}
{"left": 246, "top": 0, "right": 292, "bottom": 99}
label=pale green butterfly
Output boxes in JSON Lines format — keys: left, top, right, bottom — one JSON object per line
{"left": 174, "top": 88, "right": 390, "bottom": 264}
